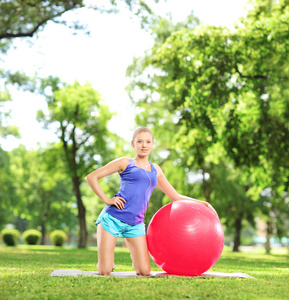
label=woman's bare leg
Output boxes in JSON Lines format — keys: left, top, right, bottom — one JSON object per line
{"left": 124, "top": 236, "right": 151, "bottom": 276}
{"left": 96, "top": 223, "right": 117, "bottom": 275}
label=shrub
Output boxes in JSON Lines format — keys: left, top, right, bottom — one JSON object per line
{"left": 22, "top": 229, "right": 42, "bottom": 245}
{"left": 50, "top": 230, "right": 67, "bottom": 247}
{"left": 1, "top": 228, "right": 20, "bottom": 246}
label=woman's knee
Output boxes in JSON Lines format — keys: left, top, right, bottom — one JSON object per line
{"left": 97, "top": 262, "right": 114, "bottom": 276}
{"left": 137, "top": 265, "right": 151, "bottom": 276}
{"left": 133, "top": 259, "right": 151, "bottom": 276}
{"left": 98, "top": 270, "right": 111, "bottom": 276}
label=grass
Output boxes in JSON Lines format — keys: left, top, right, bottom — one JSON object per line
{"left": 0, "top": 245, "right": 288, "bottom": 300}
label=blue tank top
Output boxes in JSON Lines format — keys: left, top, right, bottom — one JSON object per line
{"left": 105, "top": 158, "right": 158, "bottom": 225}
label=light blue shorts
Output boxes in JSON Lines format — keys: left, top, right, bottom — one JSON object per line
{"left": 95, "top": 209, "right": 146, "bottom": 238}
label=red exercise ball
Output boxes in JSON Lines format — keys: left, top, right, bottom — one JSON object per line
{"left": 146, "top": 200, "right": 224, "bottom": 276}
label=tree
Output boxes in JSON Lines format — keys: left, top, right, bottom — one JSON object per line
{"left": 0, "top": 0, "right": 160, "bottom": 43}
{"left": 38, "top": 79, "right": 116, "bottom": 248}
{"left": 222, "top": 0, "right": 289, "bottom": 251}
{"left": 0, "top": 70, "right": 36, "bottom": 144}
{"left": 0, "top": 86, "right": 20, "bottom": 140}
{"left": 0, "top": 0, "right": 159, "bottom": 144}
{"left": 211, "top": 163, "right": 259, "bottom": 251}
{"left": 138, "top": 1, "right": 289, "bottom": 250}
{"left": 0, "top": 0, "right": 84, "bottom": 41}
{"left": 0, "top": 0, "right": 159, "bottom": 135}
{"left": 9, "top": 145, "right": 75, "bottom": 243}
{"left": 127, "top": 9, "right": 285, "bottom": 250}
{"left": 0, "top": 148, "right": 18, "bottom": 228}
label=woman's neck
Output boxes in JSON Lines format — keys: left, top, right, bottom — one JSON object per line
{"left": 133, "top": 156, "right": 150, "bottom": 169}
{"left": 134, "top": 155, "right": 148, "bottom": 161}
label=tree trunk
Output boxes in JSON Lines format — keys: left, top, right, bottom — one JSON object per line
{"left": 40, "top": 224, "right": 46, "bottom": 245}
{"left": 265, "top": 221, "right": 272, "bottom": 254}
{"left": 40, "top": 199, "right": 50, "bottom": 245}
{"left": 61, "top": 123, "right": 88, "bottom": 248}
{"left": 233, "top": 217, "right": 242, "bottom": 252}
{"left": 72, "top": 176, "right": 87, "bottom": 248}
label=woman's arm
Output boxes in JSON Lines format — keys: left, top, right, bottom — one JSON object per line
{"left": 85, "top": 157, "right": 129, "bottom": 210}
{"left": 155, "top": 164, "right": 218, "bottom": 216}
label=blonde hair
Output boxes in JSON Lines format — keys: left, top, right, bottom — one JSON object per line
{"left": 132, "top": 127, "right": 154, "bottom": 141}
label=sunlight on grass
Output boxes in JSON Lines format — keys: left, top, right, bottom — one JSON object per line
{"left": 2, "top": 245, "right": 62, "bottom": 255}
{"left": 0, "top": 245, "right": 288, "bottom": 299}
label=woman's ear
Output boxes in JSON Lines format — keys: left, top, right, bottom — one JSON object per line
{"left": 131, "top": 141, "right": 134, "bottom": 148}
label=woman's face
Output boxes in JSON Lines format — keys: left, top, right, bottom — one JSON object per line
{"left": 132, "top": 131, "right": 154, "bottom": 157}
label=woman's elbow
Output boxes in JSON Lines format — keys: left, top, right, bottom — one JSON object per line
{"left": 85, "top": 173, "right": 95, "bottom": 183}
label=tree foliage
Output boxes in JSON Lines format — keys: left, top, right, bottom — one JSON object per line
{"left": 127, "top": 0, "right": 289, "bottom": 251}
{"left": 0, "top": 0, "right": 159, "bottom": 143}
{"left": 0, "top": 70, "right": 37, "bottom": 142}
{"left": 0, "top": 0, "right": 159, "bottom": 245}
{"left": 0, "top": 148, "right": 18, "bottom": 227}
{"left": 0, "top": 0, "right": 84, "bottom": 41}
{"left": 0, "top": 0, "right": 160, "bottom": 44}
{"left": 38, "top": 79, "right": 117, "bottom": 247}
{"left": 8, "top": 145, "right": 75, "bottom": 242}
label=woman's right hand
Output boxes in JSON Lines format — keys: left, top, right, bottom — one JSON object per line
{"left": 106, "top": 196, "right": 126, "bottom": 210}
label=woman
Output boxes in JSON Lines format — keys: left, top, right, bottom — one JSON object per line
{"left": 85, "top": 127, "right": 217, "bottom": 276}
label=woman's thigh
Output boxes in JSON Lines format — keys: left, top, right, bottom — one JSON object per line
{"left": 96, "top": 223, "right": 117, "bottom": 275}
{"left": 124, "top": 235, "right": 151, "bottom": 276}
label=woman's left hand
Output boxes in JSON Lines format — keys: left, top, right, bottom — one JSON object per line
{"left": 203, "top": 202, "right": 219, "bottom": 217}
{"left": 171, "top": 193, "right": 219, "bottom": 218}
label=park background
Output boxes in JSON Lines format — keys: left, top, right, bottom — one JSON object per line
{"left": 0, "top": 0, "right": 289, "bottom": 254}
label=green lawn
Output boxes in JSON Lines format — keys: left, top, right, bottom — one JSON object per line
{"left": 0, "top": 245, "right": 288, "bottom": 299}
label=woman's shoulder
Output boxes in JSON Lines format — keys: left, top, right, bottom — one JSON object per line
{"left": 117, "top": 157, "right": 131, "bottom": 173}
{"left": 152, "top": 163, "right": 163, "bottom": 177}
{"left": 118, "top": 157, "right": 130, "bottom": 163}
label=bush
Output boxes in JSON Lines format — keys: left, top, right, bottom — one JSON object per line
{"left": 50, "top": 230, "right": 67, "bottom": 247}
{"left": 1, "top": 228, "right": 20, "bottom": 246}
{"left": 22, "top": 229, "right": 42, "bottom": 245}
